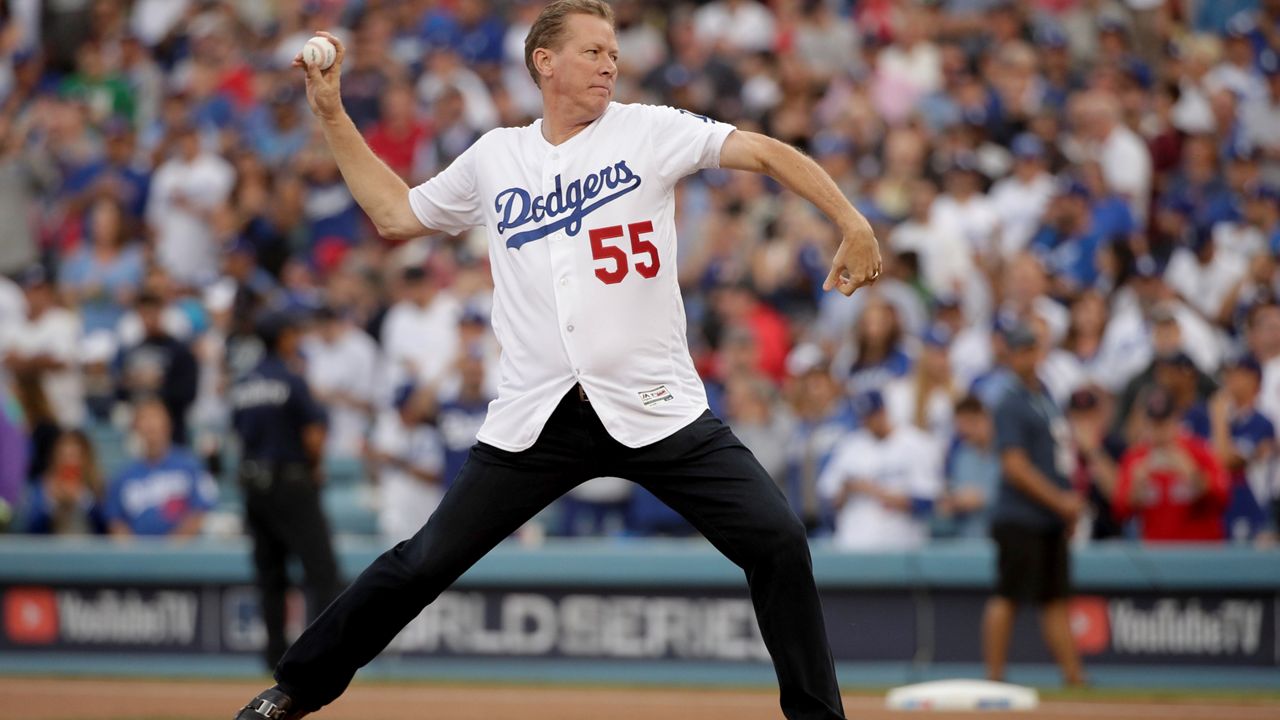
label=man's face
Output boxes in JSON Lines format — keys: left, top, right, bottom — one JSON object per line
{"left": 1008, "top": 343, "right": 1039, "bottom": 376}
{"left": 1225, "top": 367, "right": 1260, "bottom": 404}
{"left": 542, "top": 13, "right": 618, "bottom": 116}
{"left": 135, "top": 405, "right": 171, "bottom": 457}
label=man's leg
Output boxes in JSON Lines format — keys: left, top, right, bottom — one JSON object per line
{"left": 611, "top": 413, "right": 844, "bottom": 720}
{"left": 274, "top": 470, "right": 342, "bottom": 623}
{"left": 245, "top": 490, "right": 290, "bottom": 671}
{"left": 982, "top": 596, "right": 1015, "bottom": 682}
{"left": 1039, "top": 600, "right": 1085, "bottom": 685}
{"left": 271, "top": 393, "right": 594, "bottom": 711}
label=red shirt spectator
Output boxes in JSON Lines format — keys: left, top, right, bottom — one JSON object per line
{"left": 1114, "top": 391, "right": 1228, "bottom": 542}
{"left": 365, "top": 84, "right": 432, "bottom": 182}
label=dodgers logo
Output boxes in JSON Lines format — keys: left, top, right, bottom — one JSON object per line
{"left": 496, "top": 160, "right": 642, "bottom": 249}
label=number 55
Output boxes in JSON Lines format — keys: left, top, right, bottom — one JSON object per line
{"left": 590, "top": 221, "right": 658, "bottom": 285}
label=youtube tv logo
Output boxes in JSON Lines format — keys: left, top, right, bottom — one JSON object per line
{"left": 4, "top": 587, "right": 59, "bottom": 645}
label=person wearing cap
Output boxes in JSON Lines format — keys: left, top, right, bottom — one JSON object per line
{"left": 2, "top": 267, "right": 85, "bottom": 430}
{"left": 1029, "top": 176, "right": 1107, "bottom": 297}
{"left": 1113, "top": 388, "right": 1229, "bottom": 542}
{"left": 817, "top": 389, "right": 942, "bottom": 551}
{"left": 303, "top": 306, "right": 380, "bottom": 462}
{"left": 1112, "top": 308, "right": 1218, "bottom": 439}
{"left": 117, "top": 290, "right": 199, "bottom": 446}
{"left": 1184, "top": 356, "right": 1277, "bottom": 543}
{"left": 381, "top": 264, "right": 462, "bottom": 395}
{"left": 367, "top": 383, "right": 447, "bottom": 543}
{"left": 782, "top": 343, "right": 857, "bottom": 537}
{"left": 989, "top": 132, "right": 1056, "bottom": 258}
{"left": 230, "top": 309, "right": 341, "bottom": 671}
{"left": 984, "top": 322, "right": 1086, "bottom": 687}
{"left": 1064, "top": 387, "right": 1126, "bottom": 542}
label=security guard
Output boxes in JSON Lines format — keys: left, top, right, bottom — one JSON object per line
{"left": 231, "top": 310, "right": 341, "bottom": 671}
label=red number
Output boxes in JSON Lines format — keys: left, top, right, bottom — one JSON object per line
{"left": 629, "top": 221, "right": 659, "bottom": 278}
{"left": 590, "top": 225, "right": 627, "bottom": 284}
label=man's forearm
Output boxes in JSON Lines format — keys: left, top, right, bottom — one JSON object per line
{"left": 1004, "top": 452, "right": 1068, "bottom": 513}
{"left": 757, "top": 137, "right": 869, "bottom": 235}
{"left": 318, "top": 112, "right": 420, "bottom": 238}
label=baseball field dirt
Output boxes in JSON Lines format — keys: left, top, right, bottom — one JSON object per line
{"left": 1, "top": 678, "right": 1277, "bottom": 720}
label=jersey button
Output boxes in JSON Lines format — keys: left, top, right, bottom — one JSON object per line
{"left": 559, "top": 278, "right": 568, "bottom": 286}
{"left": 567, "top": 324, "right": 575, "bottom": 332}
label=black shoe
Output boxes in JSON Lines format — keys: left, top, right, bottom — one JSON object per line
{"left": 235, "top": 686, "right": 310, "bottom": 720}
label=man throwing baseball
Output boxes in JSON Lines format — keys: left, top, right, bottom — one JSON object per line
{"left": 236, "top": 2, "right": 879, "bottom": 719}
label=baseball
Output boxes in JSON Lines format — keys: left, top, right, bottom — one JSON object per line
{"left": 301, "top": 35, "right": 336, "bottom": 70}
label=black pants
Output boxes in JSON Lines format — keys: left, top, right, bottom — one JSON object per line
{"left": 242, "top": 461, "right": 342, "bottom": 670}
{"left": 276, "top": 388, "right": 845, "bottom": 720}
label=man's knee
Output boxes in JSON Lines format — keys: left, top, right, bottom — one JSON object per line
{"left": 752, "top": 511, "right": 812, "bottom": 568}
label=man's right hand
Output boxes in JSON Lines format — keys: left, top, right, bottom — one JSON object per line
{"left": 1056, "top": 491, "right": 1085, "bottom": 524}
{"left": 293, "top": 31, "right": 347, "bottom": 122}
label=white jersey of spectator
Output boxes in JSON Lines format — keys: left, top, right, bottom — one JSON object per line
{"left": 370, "top": 409, "right": 446, "bottom": 543}
{"left": 1102, "top": 292, "right": 1223, "bottom": 387}
{"left": 1206, "top": 61, "right": 1268, "bottom": 106}
{"left": 929, "top": 191, "right": 1001, "bottom": 259}
{"left": 381, "top": 291, "right": 462, "bottom": 400}
{"left": 1212, "top": 221, "right": 1268, "bottom": 263}
{"left": 304, "top": 325, "right": 380, "bottom": 459}
{"left": 146, "top": 150, "right": 235, "bottom": 287}
{"left": 818, "top": 424, "right": 942, "bottom": 551}
{"left": 988, "top": 171, "right": 1056, "bottom": 257}
{"left": 1241, "top": 89, "right": 1280, "bottom": 153}
{"left": 416, "top": 62, "right": 499, "bottom": 132}
{"left": 692, "top": 0, "right": 777, "bottom": 54}
{"left": 1039, "top": 348, "right": 1087, "bottom": 407}
{"left": 890, "top": 214, "right": 974, "bottom": 298}
{"left": 950, "top": 324, "right": 994, "bottom": 391}
{"left": 1096, "top": 123, "right": 1153, "bottom": 224}
{"left": 1165, "top": 246, "right": 1247, "bottom": 320}
{"left": 407, "top": 103, "right": 735, "bottom": 450}
{"left": 4, "top": 306, "right": 84, "bottom": 428}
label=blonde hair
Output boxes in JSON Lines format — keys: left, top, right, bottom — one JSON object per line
{"left": 524, "top": 0, "right": 615, "bottom": 88}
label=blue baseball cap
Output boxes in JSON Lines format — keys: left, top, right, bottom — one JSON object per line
{"left": 852, "top": 389, "right": 886, "bottom": 418}
{"left": 1133, "top": 254, "right": 1166, "bottom": 279}
{"left": 1035, "top": 25, "right": 1068, "bottom": 49}
{"left": 922, "top": 323, "right": 952, "bottom": 348}
{"left": 1158, "top": 193, "right": 1196, "bottom": 216}
{"left": 1226, "top": 353, "right": 1262, "bottom": 377}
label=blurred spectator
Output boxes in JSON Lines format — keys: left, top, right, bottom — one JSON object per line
{"left": 818, "top": 389, "right": 942, "bottom": 552}
{"left": 1074, "top": 89, "right": 1152, "bottom": 222}
{"left": 365, "top": 83, "right": 431, "bottom": 183}
{"left": 722, "top": 373, "right": 791, "bottom": 484}
{"left": 23, "top": 429, "right": 106, "bottom": 535}
{"left": 382, "top": 265, "right": 461, "bottom": 394}
{"left": 0, "top": 113, "right": 57, "bottom": 275}
{"left": 2, "top": 268, "right": 84, "bottom": 429}
{"left": 145, "top": 123, "right": 235, "bottom": 287}
{"left": 940, "top": 395, "right": 999, "bottom": 539}
{"left": 1114, "top": 389, "right": 1229, "bottom": 543}
{"left": 105, "top": 399, "right": 216, "bottom": 538}
{"left": 840, "top": 295, "right": 912, "bottom": 396}
{"left": 693, "top": 0, "right": 777, "bottom": 56}
{"left": 990, "top": 133, "right": 1056, "bottom": 258}
{"left": 1251, "top": 303, "right": 1280, "bottom": 437}
{"left": 436, "top": 345, "right": 494, "bottom": 487}
{"left": 984, "top": 323, "right": 1085, "bottom": 687}
{"left": 369, "top": 383, "right": 445, "bottom": 543}
{"left": 61, "top": 119, "right": 150, "bottom": 224}
{"left": 57, "top": 195, "right": 144, "bottom": 334}
{"left": 885, "top": 323, "right": 958, "bottom": 441}
{"left": 9, "top": 370, "right": 58, "bottom": 488}
{"left": 1112, "top": 308, "right": 1217, "bottom": 440}
{"left": 782, "top": 344, "right": 856, "bottom": 536}
{"left": 1065, "top": 387, "right": 1125, "bottom": 542}
{"left": 117, "top": 291, "right": 198, "bottom": 445}
{"left": 304, "top": 306, "right": 378, "bottom": 461}
{"left": 1185, "top": 356, "right": 1277, "bottom": 543}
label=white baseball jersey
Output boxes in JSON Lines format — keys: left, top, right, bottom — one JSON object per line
{"left": 817, "top": 426, "right": 942, "bottom": 551}
{"left": 408, "top": 102, "right": 737, "bottom": 451}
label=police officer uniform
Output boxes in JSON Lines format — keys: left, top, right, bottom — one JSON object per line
{"left": 231, "top": 312, "right": 341, "bottom": 670}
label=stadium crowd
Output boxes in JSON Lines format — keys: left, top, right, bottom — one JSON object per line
{"left": 0, "top": 0, "right": 1278, "bottom": 549}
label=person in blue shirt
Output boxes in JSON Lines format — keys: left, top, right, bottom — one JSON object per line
{"left": 231, "top": 310, "right": 341, "bottom": 671}
{"left": 1030, "top": 180, "right": 1107, "bottom": 298}
{"left": 436, "top": 347, "right": 492, "bottom": 487}
{"left": 783, "top": 345, "right": 858, "bottom": 536}
{"left": 941, "top": 395, "right": 1000, "bottom": 539}
{"left": 105, "top": 399, "right": 217, "bottom": 537}
{"left": 1184, "top": 355, "right": 1277, "bottom": 542}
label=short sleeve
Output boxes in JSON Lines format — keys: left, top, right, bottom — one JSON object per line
{"left": 407, "top": 139, "right": 485, "bottom": 235}
{"left": 645, "top": 105, "right": 737, "bottom": 186}
{"left": 289, "top": 374, "right": 328, "bottom": 427}
{"left": 993, "top": 396, "right": 1029, "bottom": 455}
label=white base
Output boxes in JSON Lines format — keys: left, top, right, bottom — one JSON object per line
{"left": 885, "top": 679, "right": 1040, "bottom": 711}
